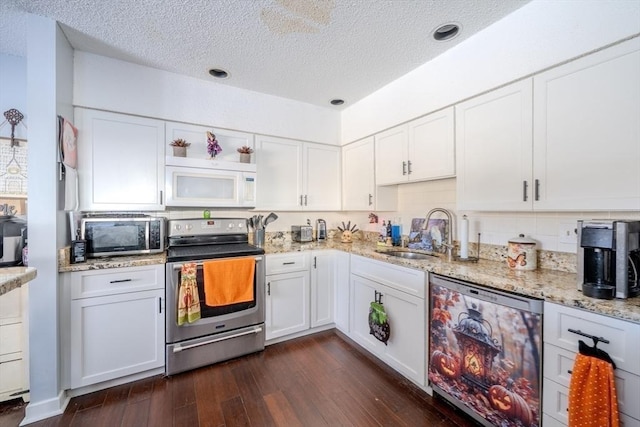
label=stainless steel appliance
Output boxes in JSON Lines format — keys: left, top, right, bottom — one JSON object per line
{"left": 292, "top": 225, "right": 313, "bottom": 242}
{"left": 0, "top": 216, "right": 27, "bottom": 267}
{"left": 80, "top": 214, "right": 165, "bottom": 257}
{"left": 316, "top": 219, "right": 327, "bottom": 241}
{"left": 429, "top": 274, "right": 543, "bottom": 427}
{"left": 577, "top": 220, "right": 640, "bottom": 299}
{"left": 165, "top": 217, "right": 265, "bottom": 376}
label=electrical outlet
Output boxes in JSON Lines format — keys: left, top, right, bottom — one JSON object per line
{"left": 559, "top": 222, "right": 578, "bottom": 245}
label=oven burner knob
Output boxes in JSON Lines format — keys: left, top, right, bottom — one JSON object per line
{"left": 174, "top": 224, "right": 182, "bottom": 231}
{"left": 228, "top": 223, "right": 235, "bottom": 229}
{"left": 185, "top": 224, "right": 193, "bottom": 231}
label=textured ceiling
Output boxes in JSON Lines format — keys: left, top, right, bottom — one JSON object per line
{"left": 0, "top": 0, "right": 530, "bottom": 108}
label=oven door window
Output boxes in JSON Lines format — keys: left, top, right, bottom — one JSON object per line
{"left": 178, "top": 263, "right": 257, "bottom": 318}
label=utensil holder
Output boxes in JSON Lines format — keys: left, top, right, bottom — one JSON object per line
{"left": 254, "top": 229, "right": 265, "bottom": 247}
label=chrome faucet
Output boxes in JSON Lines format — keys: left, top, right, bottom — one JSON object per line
{"left": 423, "top": 208, "right": 454, "bottom": 261}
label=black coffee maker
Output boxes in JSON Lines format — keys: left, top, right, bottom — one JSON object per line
{"left": 577, "top": 220, "right": 640, "bottom": 299}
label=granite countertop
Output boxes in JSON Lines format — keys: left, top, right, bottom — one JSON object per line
{"left": 56, "top": 241, "right": 640, "bottom": 324}
{"left": 0, "top": 267, "right": 37, "bottom": 296}
{"left": 263, "top": 240, "right": 640, "bottom": 324}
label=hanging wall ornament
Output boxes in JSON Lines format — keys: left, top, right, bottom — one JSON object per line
{"left": 3, "top": 109, "right": 24, "bottom": 148}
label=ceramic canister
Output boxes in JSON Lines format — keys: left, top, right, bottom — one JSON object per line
{"left": 507, "top": 234, "right": 537, "bottom": 271}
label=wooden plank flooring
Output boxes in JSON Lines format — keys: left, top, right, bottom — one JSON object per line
{"left": 1, "top": 330, "right": 478, "bottom": 427}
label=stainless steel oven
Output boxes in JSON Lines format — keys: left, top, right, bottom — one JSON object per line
{"left": 165, "top": 217, "right": 265, "bottom": 376}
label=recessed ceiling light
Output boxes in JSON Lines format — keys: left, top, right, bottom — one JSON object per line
{"left": 330, "top": 99, "right": 344, "bottom": 106}
{"left": 209, "top": 68, "right": 229, "bottom": 79}
{"left": 433, "top": 23, "right": 460, "bottom": 41}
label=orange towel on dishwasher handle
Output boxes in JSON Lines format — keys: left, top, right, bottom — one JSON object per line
{"left": 203, "top": 258, "right": 255, "bottom": 307}
{"left": 568, "top": 351, "right": 620, "bottom": 427}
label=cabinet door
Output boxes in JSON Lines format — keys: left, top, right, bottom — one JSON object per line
{"left": 408, "top": 107, "right": 455, "bottom": 182}
{"left": 304, "top": 143, "right": 341, "bottom": 210}
{"left": 77, "top": 109, "right": 165, "bottom": 211}
{"left": 165, "top": 121, "right": 254, "bottom": 163}
{"left": 334, "top": 251, "right": 351, "bottom": 333}
{"left": 310, "top": 251, "right": 335, "bottom": 328}
{"left": 70, "top": 289, "right": 164, "bottom": 388}
{"left": 456, "top": 79, "right": 533, "bottom": 211}
{"left": 342, "top": 138, "right": 375, "bottom": 210}
{"left": 265, "top": 271, "right": 310, "bottom": 340}
{"left": 350, "top": 274, "right": 386, "bottom": 355}
{"left": 255, "top": 135, "right": 303, "bottom": 210}
{"left": 375, "top": 124, "right": 409, "bottom": 185}
{"left": 533, "top": 38, "right": 640, "bottom": 211}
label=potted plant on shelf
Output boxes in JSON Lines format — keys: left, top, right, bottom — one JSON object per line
{"left": 169, "top": 138, "right": 190, "bottom": 157}
{"left": 237, "top": 145, "right": 254, "bottom": 163}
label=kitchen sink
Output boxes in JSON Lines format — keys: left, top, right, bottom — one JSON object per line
{"left": 378, "top": 250, "right": 438, "bottom": 260}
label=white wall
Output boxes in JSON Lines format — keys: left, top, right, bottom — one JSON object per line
{"left": 341, "top": 0, "right": 640, "bottom": 143}
{"left": 23, "top": 16, "right": 73, "bottom": 425}
{"left": 0, "top": 54, "right": 27, "bottom": 141}
{"left": 73, "top": 52, "right": 341, "bottom": 145}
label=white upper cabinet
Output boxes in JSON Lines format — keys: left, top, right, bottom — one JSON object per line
{"left": 533, "top": 38, "right": 640, "bottom": 211}
{"left": 457, "top": 38, "right": 640, "bottom": 212}
{"left": 165, "top": 121, "right": 254, "bottom": 163}
{"left": 375, "top": 107, "right": 455, "bottom": 186}
{"left": 256, "top": 135, "right": 340, "bottom": 210}
{"left": 342, "top": 136, "right": 397, "bottom": 211}
{"left": 77, "top": 109, "right": 165, "bottom": 211}
{"left": 456, "top": 80, "right": 533, "bottom": 211}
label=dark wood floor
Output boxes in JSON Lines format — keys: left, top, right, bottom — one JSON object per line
{"left": 1, "top": 330, "right": 477, "bottom": 427}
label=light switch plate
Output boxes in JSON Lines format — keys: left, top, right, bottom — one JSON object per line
{"left": 559, "top": 221, "right": 578, "bottom": 245}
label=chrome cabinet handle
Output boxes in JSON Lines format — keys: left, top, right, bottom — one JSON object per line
{"left": 158, "top": 297, "right": 162, "bottom": 314}
{"left": 314, "top": 256, "right": 317, "bottom": 269}
{"left": 407, "top": 160, "right": 412, "bottom": 175}
{"left": 523, "top": 180, "right": 528, "bottom": 202}
{"left": 304, "top": 195, "right": 308, "bottom": 206}
{"left": 535, "top": 179, "right": 540, "bottom": 201}
{"left": 402, "top": 161, "right": 407, "bottom": 175}
{"left": 282, "top": 261, "right": 295, "bottom": 265}
{"left": 300, "top": 195, "right": 304, "bottom": 206}
{"left": 368, "top": 193, "right": 373, "bottom": 206}
{"left": 160, "top": 190, "right": 163, "bottom": 204}
{"left": 267, "top": 282, "right": 271, "bottom": 296}
{"left": 110, "top": 278, "right": 132, "bottom": 284}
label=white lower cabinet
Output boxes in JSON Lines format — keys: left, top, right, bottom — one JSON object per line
{"left": 542, "top": 302, "right": 640, "bottom": 426}
{"left": 62, "top": 265, "right": 165, "bottom": 390}
{"left": 333, "top": 251, "right": 351, "bottom": 334}
{"left": 310, "top": 251, "right": 335, "bottom": 328}
{"left": 349, "top": 255, "right": 426, "bottom": 387}
{"left": 0, "top": 285, "right": 28, "bottom": 402}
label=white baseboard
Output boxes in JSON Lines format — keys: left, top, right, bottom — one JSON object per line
{"left": 20, "top": 390, "right": 69, "bottom": 426}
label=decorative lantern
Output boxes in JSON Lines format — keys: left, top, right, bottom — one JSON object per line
{"left": 452, "top": 303, "right": 501, "bottom": 390}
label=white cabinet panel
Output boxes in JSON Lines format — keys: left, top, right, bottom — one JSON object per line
{"left": 334, "top": 251, "right": 350, "bottom": 333}
{"left": 533, "top": 38, "right": 640, "bottom": 211}
{"left": 255, "top": 135, "right": 302, "bottom": 210}
{"left": 310, "top": 251, "right": 335, "bottom": 328}
{"left": 265, "top": 271, "right": 310, "bottom": 340}
{"left": 342, "top": 137, "right": 397, "bottom": 211}
{"left": 375, "top": 125, "right": 408, "bottom": 185}
{"left": 304, "top": 143, "right": 341, "bottom": 211}
{"left": 76, "top": 108, "right": 165, "bottom": 211}
{"left": 70, "top": 289, "right": 164, "bottom": 388}
{"left": 455, "top": 79, "right": 533, "bottom": 211}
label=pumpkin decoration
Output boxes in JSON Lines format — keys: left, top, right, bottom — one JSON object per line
{"left": 431, "top": 350, "right": 460, "bottom": 379}
{"left": 488, "top": 384, "right": 533, "bottom": 425}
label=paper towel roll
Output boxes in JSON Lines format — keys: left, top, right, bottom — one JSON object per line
{"left": 460, "top": 215, "right": 469, "bottom": 259}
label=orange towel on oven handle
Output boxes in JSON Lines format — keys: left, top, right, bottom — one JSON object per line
{"left": 568, "top": 350, "right": 620, "bottom": 427}
{"left": 203, "top": 258, "right": 255, "bottom": 307}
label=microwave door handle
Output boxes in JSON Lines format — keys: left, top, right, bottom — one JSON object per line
{"left": 145, "top": 221, "right": 150, "bottom": 250}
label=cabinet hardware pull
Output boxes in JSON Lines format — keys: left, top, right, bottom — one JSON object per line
{"left": 282, "top": 261, "right": 295, "bottom": 265}
{"left": 314, "top": 256, "right": 317, "bottom": 269}
{"left": 158, "top": 297, "right": 162, "bottom": 314}
{"left": 568, "top": 328, "right": 610, "bottom": 345}
{"left": 304, "top": 195, "right": 308, "bottom": 206}
{"left": 267, "top": 282, "right": 270, "bottom": 296}
{"left": 368, "top": 193, "right": 373, "bottom": 206}
{"left": 160, "top": 190, "right": 163, "bottom": 205}
{"left": 567, "top": 369, "right": 573, "bottom": 375}
{"left": 300, "top": 195, "right": 303, "bottom": 206}
{"left": 402, "top": 161, "right": 407, "bottom": 175}
{"left": 110, "top": 278, "right": 132, "bottom": 284}
{"left": 534, "top": 179, "right": 540, "bottom": 201}
{"left": 523, "top": 180, "right": 528, "bottom": 202}
{"left": 407, "top": 160, "right": 412, "bottom": 175}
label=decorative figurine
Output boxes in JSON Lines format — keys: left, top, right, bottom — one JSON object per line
{"left": 337, "top": 221, "right": 359, "bottom": 243}
{"left": 207, "top": 131, "right": 222, "bottom": 159}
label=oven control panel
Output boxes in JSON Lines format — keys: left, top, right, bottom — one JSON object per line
{"left": 168, "top": 218, "right": 248, "bottom": 237}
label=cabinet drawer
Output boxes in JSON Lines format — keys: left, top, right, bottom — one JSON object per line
{"left": 0, "top": 356, "right": 24, "bottom": 396}
{"left": 544, "top": 344, "right": 640, "bottom": 420}
{"left": 542, "top": 378, "right": 569, "bottom": 425}
{"left": 0, "top": 323, "right": 22, "bottom": 355}
{"left": 543, "top": 302, "right": 640, "bottom": 375}
{"left": 266, "top": 253, "right": 310, "bottom": 275}
{"left": 350, "top": 255, "right": 425, "bottom": 299}
{"left": 70, "top": 264, "right": 164, "bottom": 300}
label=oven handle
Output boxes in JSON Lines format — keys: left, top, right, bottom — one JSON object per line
{"left": 172, "top": 256, "right": 263, "bottom": 270}
{"left": 172, "top": 326, "right": 263, "bottom": 353}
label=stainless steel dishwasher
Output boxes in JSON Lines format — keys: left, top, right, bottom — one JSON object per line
{"left": 428, "top": 274, "right": 543, "bottom": 427}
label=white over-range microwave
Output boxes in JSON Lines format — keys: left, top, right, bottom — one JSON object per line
{"left": 164, "top": 157, "right": 256, "bottom": 208}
